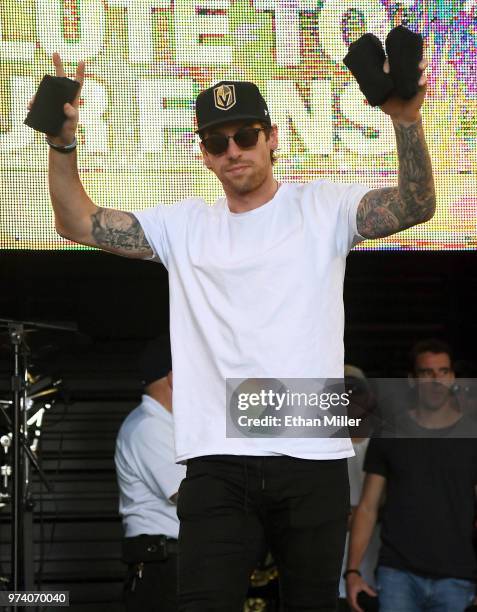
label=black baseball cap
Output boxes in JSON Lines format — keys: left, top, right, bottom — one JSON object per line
{"left": 139, "top": 335, "right": 172, "bottom": 387}
{"left": 195, "top": 81, "right": 271, "bottom": 134}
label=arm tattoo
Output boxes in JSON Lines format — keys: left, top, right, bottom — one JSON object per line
{"left": 90, "top": 208, "right": 153, "bottom": 257}
{"left": 357, "top": 118, "right": 436, "bottom": 239}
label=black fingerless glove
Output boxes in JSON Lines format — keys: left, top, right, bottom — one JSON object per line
{"left": 386, "top": 25, "right": 424, "bottom": 100}
{"left": 24, "top": 75, "right": 80, "bottom": 136}
{"left": 343, "top": 33, "right": 395, "bottom": 107}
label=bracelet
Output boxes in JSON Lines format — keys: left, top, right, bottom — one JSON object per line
{"left": 46, "top": 135, "right": 77, "bottom": 154}
{"left": 343, "top": 569, "right": 362, "bottom": 579}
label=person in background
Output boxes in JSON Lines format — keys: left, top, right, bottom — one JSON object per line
{"left": 346, "top": 339, "right": 477, "bottom": 612}
{"left": 338, "top": 365, "right": 380, "bottom": 612}
{"left": 115, "top": 337, "right": 185, "bottom": 612}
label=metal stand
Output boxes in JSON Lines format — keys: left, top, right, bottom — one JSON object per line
{"left": 9, "top": 323, "right": 23, "bottom": 592}
{"left": 0, "top": 317, "right": 77, "bottom": 605}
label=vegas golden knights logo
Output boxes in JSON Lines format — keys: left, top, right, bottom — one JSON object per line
{"left": 214, "top": 84, "right": 236, "bottom": 111}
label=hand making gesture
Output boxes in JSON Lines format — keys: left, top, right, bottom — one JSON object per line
{"left": 27, "top": 53, "right": 85, "bottom": 145}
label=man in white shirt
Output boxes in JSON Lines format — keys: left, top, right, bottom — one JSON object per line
{"left": 42, "top": 48, "right": 435, "bottom": 610}
{"left": 115, "top": 338, "right": 185, "bottom": 612}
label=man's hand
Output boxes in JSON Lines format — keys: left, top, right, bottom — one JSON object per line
{"left": 379, "top": 58, "right": 428, "bottom": 126}
{"left": 27, "top": 53, "right": 85, "bottom": 146}
{"left": 346, "top": 573, "right": 378, "bottom": 612}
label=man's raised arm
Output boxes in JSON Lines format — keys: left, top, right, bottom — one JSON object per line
{"left": 356, "top": 59, "right": 436, "bottom": 239}
{"left": 36, "top": 53, "right": 153, "bottom": 259}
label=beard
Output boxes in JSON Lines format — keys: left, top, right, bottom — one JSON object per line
{"left": 220, "top": 162, "right": 268, "bottom": 195}
{"left": 419, "top": 382, "right": 452, "bottom": 411}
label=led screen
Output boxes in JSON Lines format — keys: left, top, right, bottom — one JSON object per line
{"left": 0, "top": 1, "right": 476, "bottom": 250}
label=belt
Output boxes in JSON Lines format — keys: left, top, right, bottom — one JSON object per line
{"left": 122, "top": 534, "right": 178, "bottom": 563}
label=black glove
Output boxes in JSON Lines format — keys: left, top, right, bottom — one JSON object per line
{"left": 386, "top": 25, "right": 424, "bottom": 99}
{"left": 24, "top": 75, "right": 80, "bottom": 136}
{"left": 343, "top": 33, "right": 394, "bottom": 107}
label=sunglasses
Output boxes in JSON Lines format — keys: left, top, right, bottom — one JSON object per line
{"left": 201, "top": 127, "right": 266, "bottom": 155}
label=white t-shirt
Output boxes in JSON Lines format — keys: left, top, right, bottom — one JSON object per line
{"left": 115, "top": 394, "right": 186, "bottom": 537}
{"left": 133, "top": 179, "right": 371, "bottom": 463}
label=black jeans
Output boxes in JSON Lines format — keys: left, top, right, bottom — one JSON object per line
{"left": 123, "top": 554, "right": 178, "bottom": 612}
{"left": 177, "top": 455, "right": 350, "bottom": 612}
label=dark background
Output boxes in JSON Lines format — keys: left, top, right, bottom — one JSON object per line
{"left": 2, "top": 250, "right": 475, "bottom": 371}
{"left": 0, "top": 249, "right": 475, "bottom": 610}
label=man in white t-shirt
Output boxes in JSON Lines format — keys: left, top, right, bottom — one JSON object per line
{"left": 44, "top": 50, "right": 435, "bottom": 610}
{"left": 115, "top": 338, "right": 185, "bottom": 612}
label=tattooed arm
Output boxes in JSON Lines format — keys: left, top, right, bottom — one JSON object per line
{"left": 356, "top": 58, "right": 436, "bottom": 239}
{"left": 48, "top": 148, "right": 153, "bottom": 258}
{"left": 356, "top": 117, "right": 436, "bottom": 239}
{"left": 89, "top": 208, "right": 153, "bottom": 258}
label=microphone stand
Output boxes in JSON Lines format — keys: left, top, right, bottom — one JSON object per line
{"left": 0, "top": 317, "right": 77, "bottom": 609}
{"left": 9, "top": 322, "right": 23, "bottom": 594}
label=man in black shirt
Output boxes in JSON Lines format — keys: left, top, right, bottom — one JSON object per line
{"left": 345, "top": 339, "right": 477, "bottom": 612}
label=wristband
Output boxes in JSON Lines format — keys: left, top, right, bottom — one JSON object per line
{"left": 343, "top": 569, "right": 362, "bottom": 579}
{"left": 46, "top": 135, "right": 77, "bottom": 154}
